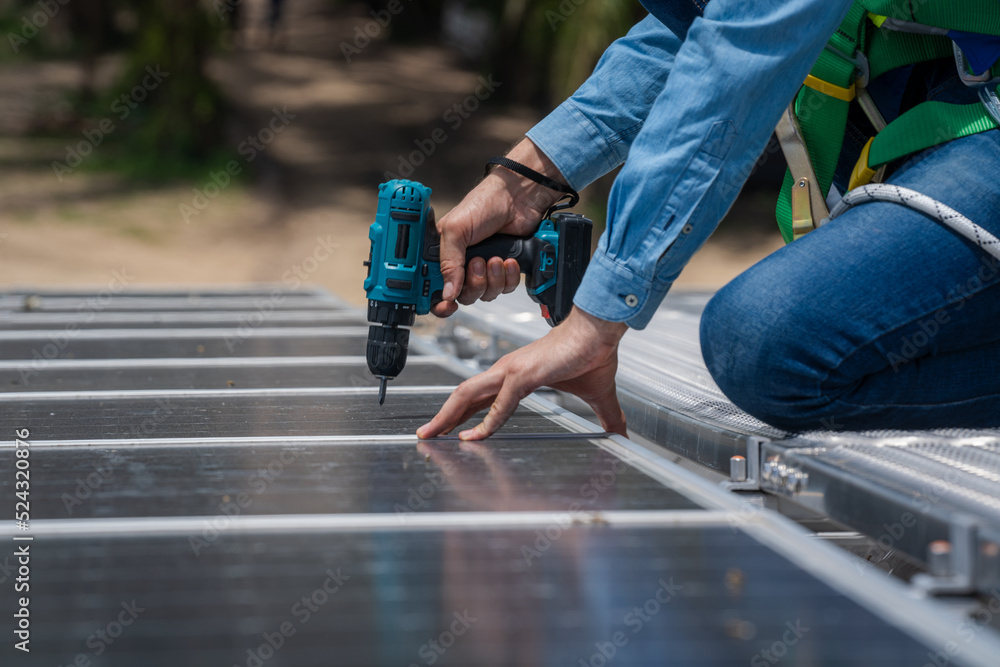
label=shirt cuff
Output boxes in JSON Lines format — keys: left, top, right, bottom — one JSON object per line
{"left": 572, "top": 251, "right": 671, "bottom": 330}
{"left": 525, "top": 101, "right": 624, "bottom": 192}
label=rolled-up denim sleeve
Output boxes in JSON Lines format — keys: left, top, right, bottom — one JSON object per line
{"left": 574, "top": 0, "right": 853, "bottom": 329}
{"left": 525, "top": 14, "right": 683, "bottom": 191}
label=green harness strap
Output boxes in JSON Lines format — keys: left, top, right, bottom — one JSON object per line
{"left": 860, "top": 0, "right": 1000, "bottom": 35}
{"left": 775, "top": 0, "right": 1000, "bottom": 243}
{"left": 776, "top": 5, "right": 868, "bottom": 243}
{"left": 866, "top": 29, "right": 952, "bottom": 81}
{"left": 863, "top": 20, "right": 1000, "bottom": 174}
{"left": 868, "top": 101, "right": 999, "bottom": 169}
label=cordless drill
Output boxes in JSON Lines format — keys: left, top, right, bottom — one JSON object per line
{"left": 363, "top": 178, "right": 593, "bottom": 404}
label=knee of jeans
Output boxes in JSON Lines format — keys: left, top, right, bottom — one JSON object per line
{"left": 700, "top": 282, "right": 822, "bottom": 429}
{"left": 700, "top": 284, "right": 765, "bottom": 403}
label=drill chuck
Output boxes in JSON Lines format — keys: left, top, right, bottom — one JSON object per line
{"left": 366, "top": 324, "right": 410, "bottom": 380}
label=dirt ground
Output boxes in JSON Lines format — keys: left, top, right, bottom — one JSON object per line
{"left": 0, "top": 0, "right": 784, "bottom": 308}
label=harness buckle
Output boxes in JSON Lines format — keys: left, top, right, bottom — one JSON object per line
{"left": 951, "top": 41, "right": 1000, "bottom": 129}
{"left": 953, "top": 41, "right": 1000, "bottom": 88}
{"left": 980, "top": 86, "right": 1000, "bottom": 126}
{"left": 854, "top": 51, "right": 870, "bottom": 89}
{"left": 776, "top": 106, "right": 830, "bottom": 240}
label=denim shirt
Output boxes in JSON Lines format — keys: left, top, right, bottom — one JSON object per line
{"left": 526, "top": 1, "right": 853, "bottom": 329}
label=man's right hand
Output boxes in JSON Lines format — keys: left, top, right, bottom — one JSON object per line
{"left": 431, "top": 138, "right": 568, "bottom": 318}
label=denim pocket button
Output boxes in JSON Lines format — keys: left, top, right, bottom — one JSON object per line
{"left": 624, "top": 294, "right": 639, "bottom": 307}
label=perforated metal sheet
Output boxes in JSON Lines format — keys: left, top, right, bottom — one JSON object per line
{"left": 786, "top": 430, "right": 1000, "bottom": 522}
{"left": 765, "top": 430, "right": 1000, "bottom": 590}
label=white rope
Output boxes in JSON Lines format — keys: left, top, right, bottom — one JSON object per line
{"left": 827, "top": 183, "right": 1000, "bottom": 262}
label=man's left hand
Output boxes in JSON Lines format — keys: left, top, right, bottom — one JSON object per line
{"left": 416, "top": 308, "right": 629, "bottom": 440}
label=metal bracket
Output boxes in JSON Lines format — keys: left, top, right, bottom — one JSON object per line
{"left": 911, "top": 522, "right": 978, "bottom": 596}
{"left": 721, "top": 436, "right": 765, "bottom": 491}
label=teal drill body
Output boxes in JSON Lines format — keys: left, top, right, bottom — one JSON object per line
{"left": 364, "top": 179, "right": 593, "bottom": 404}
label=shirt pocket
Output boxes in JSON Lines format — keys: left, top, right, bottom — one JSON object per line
{"left": 656, "top": 119, "right": 737, "bottom": 264}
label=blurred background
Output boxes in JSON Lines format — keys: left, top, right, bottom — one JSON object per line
{"left": 0, "top": 0, "right": 786, "bottom": 306}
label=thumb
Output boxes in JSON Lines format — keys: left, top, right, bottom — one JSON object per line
{"left": 587, "top": 388, "right": 627, "bottom": 437}
{"left": 437, "top": 219, "right": 470, "bottom": 303}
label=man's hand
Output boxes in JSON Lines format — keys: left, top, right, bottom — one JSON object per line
{"left": 432, "top": 138, "right": 565, "bottom": 318}
{"left": 417, "top": 308, "right": 629, "bottom": 440}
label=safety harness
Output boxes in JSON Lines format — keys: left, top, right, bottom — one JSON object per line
{"left": 776, "top": 1, "right": 1000, "bottom": 243}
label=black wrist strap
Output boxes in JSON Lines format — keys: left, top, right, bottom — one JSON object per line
{"left": 485, "top": 156, "right": 580, "bottom": 215}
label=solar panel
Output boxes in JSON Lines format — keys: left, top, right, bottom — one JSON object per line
{"left": 0, "top": 358, "right": 462, "bottom": 393}
{"left": 20, "top": 527, "right": 940, "bottom": 667}
{"left": 0, "top": 329, "right": 370, "bottom": 359}
{"left": 2, "top": 287, "right": 997, "bottom": 666}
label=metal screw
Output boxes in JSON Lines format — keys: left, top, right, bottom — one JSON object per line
{"left": 776, "top": 463, "right": 790, "bottom": 489}
{"left": 928, "top": 540, "right": 952, "bottom": 576}
{"left": 788, "top": 469, "right": 809, "bottom": 493}
{"left": 730, "top": 455, "right": 747, "bottom": 482}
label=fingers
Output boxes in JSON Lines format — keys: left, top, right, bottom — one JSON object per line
{"left": 501, "top": 259, "right": 520, "bottom": 294}
{"left": 438, "top": 258, "right": 465, "bottom": 304}
{"left": 416, "top": 374, "right": 502, "bottom": 439}
{"left": 479, "top": 258, "right": 504, "bottom": 303}
{"left": 457, "top": 258, "right": 487, "bottom": 306}
{"left": 470, "top": 258, "right": 521, "bottom": 303}
{"left": 459, "top": 257, "right": 522, "bottom": 305}
{"left": 458, "top": 377, "right": 525, "bottom": 441}
{"left": 587, "top": 390, "right": 628, "bottom": 437}
{"left": 418, "top": 309, "right": 629, "bottom": 441}
{"left": 436, "top": 213, "right": 472, "bottom": 305}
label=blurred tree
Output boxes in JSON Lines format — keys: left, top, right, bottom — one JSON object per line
{"left": 68, "top": 0, "right": 112, "bottom": 104}
{"left": 374, "top": 0, "right": 445, "bottom": 42}
{"left": 490, "top": 0, "right": 644, "bottom": 106}
{"left": 103, "top": 0, "right": 227, "bottom": 176}
{"left": 377, "top": 0, "right": 645, "bottom": 107}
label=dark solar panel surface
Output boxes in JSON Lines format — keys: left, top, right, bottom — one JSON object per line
{"left": 0, "top": 331, "right": 368, "bottom": 359}
{"left": 0, "top": 288, "right": 969, "bottom": 665}
{"left": 0, "top": 361, "right": 462, "bottom": 392}
{"left": 17, "top": 527, "right": 934, "bottom": 667}
{"left": 0, "top": 311, "right": 366, "bottom": 329}
{"left": 7, "top": 439, "right": 699, "bottom": 519}
{"left": 0, "top": 392, "right": 569, "bottom": 441}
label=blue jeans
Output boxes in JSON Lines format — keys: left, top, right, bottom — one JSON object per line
{"left": 700, "top": 129, "right": 1000, "bottom": 432}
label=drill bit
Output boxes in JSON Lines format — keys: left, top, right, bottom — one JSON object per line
{"left": 377, "top": 377, "right": 387, "bottom": 405}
